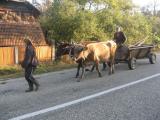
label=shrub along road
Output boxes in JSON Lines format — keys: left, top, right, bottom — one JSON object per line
{"left": 0, "top": 55, "right": 160, "bottom": 120}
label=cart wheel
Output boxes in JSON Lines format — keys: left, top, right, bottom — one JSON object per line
{"left": 128, "top": 57, "right": 136, "bottom": 70}
{"left": 149, "top": 53, "right": 156, "bottom": 64}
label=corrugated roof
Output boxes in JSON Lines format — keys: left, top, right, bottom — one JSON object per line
{"left": 0, "top": 0, "right": 47, "bottom": 46}
{"left": 0, "top": 0, "right": 40, "bottom": 17}
{"left": 0, "top": 22, "right": 46, "bottom": 46}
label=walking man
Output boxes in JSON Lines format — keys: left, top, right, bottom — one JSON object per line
{"left": 21, "top": 38, "right": 40, "bottom": 92}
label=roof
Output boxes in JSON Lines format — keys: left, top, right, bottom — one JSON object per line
{"left": 0, "top": 22, "right": 46, "bottom": 46}
{"left": 0, "top": 0, "right": 48, "bottom": 46}
{"left": 0, "top": 0, "right": 40, "bottom": 17}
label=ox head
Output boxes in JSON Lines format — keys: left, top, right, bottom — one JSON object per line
{"left": 55, "top": 42, "right": 74, "bottom": 60}
{"left": 69, "top": 44, "right": 84, "bottom": 60}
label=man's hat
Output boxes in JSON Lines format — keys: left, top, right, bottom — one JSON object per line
{"left": 24, "top": 35, "right": 31, "bottom": 42}
{"left": 116, "top": 26, "right": 121, "bottom": 29}
{"left": 24, "top": 35, "right": 33, "bottom": 45}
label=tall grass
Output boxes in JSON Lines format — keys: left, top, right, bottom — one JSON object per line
{"left": 0, "top": 61, "right": 76, "bottom": 80}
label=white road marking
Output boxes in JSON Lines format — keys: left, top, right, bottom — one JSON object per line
{"left": 10, "top": 73, "right": 160, "bottom": 120}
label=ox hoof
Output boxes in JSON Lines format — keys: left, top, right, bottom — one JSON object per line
{"left": 77, "top": 79, "right": 80, "bottom": 82}
{"left": 109, "top": 72, "right": 114, "bottom": 75}
{"left": 108, "top": 72, "right": 112, "bottom": 75}
{"left": 85, "top": 68, "right": 90, "bottom": 72}
{"left": 75, "top": 74, "right": 79, "bottom": 78}
{"left": 90, "top": 69, "right": 94, "bottom": 72}
{"left": 99, "top": 74, "right": 102, "bottom": 77}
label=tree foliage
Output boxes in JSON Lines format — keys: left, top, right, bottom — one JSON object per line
{"left": 141, "top": 0, "right": 160, "bottom": 45}
{"left": 39, "top": 0, "right": 153, "bottom": 44}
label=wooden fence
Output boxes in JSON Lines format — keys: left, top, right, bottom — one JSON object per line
{"left": 0, "top": 47, "right": 15, "bottom": 65}
{"left": 0, "top": 46, "right": 55, "bottom": 66}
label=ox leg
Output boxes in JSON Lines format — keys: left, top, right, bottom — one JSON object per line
{"left": 108, "top": 62, "right": 112, "bottom": 75}
{"left": 95, "top": 62, "right": 102, "bottom": 77}
{"left": 76, "top": 63, "right": 81, "bottom": 78}
{"left": 102, "top": 62, "right": 107, "bottom": 71}
{"left": 112, "top": 63, "right": 115, "bottom": 74}
{"left": 90, "top": 64, "right": 95, "bottom": 72}
{"left": 108, "top": 67, "right": 111, "bottom": 75}
{"left": 111, "top": 56, "right": 115, "bottom": 74}
{"left": 81, "top": 63, "right": 85, "bottom": 79}
{"left": 110, "top": 63, "right": 113, "bottom": 74}
{"left": 108, "top": 57, "right": 115, "bottom": 75}
{"left": 77, "top": 63, "right": 85, "bottom": 82}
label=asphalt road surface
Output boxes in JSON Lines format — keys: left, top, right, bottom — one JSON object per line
{"left": 0, "top": 54, "right": 160, "bottom": 120}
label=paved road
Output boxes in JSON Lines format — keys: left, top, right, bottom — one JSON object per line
{"left": 0, "top": 55, "right": 160, "bottom": 120}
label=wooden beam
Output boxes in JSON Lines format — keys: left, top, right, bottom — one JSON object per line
{"left": 14, "top": 46, "right": 18, "bottom": 64}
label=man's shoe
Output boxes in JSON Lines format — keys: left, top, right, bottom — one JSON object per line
{"left": 25, "top": 89, "right": 33, "bottom": 92}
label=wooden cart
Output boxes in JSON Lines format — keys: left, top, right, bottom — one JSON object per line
{"left": 115, "top": 44, "right": 156, "bottom": 70}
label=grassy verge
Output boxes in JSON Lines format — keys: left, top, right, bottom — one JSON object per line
{"left": 0, "top": 61, "right": 77, "bottom": 81}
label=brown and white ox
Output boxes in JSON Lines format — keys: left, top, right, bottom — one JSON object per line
{"left": 69, "top": 43, "right": 106, "bottom": 78}
{"left": 75, "top": 40, "right": 117, "bottom": 81}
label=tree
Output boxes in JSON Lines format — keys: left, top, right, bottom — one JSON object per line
{"left": 153, "top": 0, "right": 159, "bottom": 16}
{"left": 140, "top": 0, "right": 160, "bottom": 41}
{"left": 39, "top": 0, "right": 153, "bottom": 44}
{"left": 141, "top": 0, "right": 160, "bottom": 17}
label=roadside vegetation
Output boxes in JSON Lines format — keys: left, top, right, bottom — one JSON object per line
{"left": 0, "top": 60, "right": 77, "bottom": 81}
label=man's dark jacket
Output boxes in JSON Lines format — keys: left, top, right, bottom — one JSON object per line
{"left": 113, "top": 31, "right": 126, "bottom": 44}
{"left": 22, "top": 44, "right": 35, "bottom": 69}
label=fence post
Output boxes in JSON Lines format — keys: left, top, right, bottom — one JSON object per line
{"left": 51, "top": 44, "right": 55, "bottom": 61}
{"left": 14, "top": 46, "right": 19, "bottom": 64}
